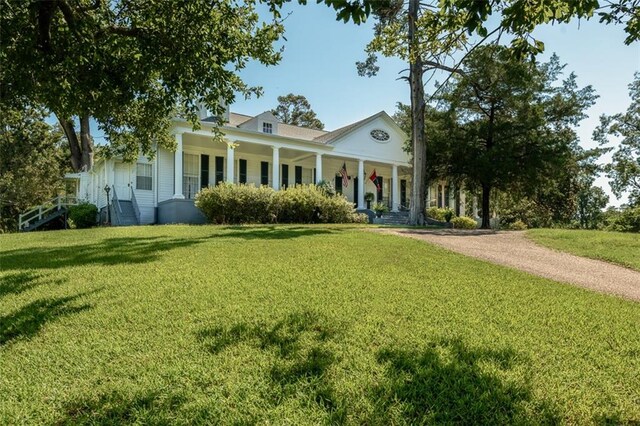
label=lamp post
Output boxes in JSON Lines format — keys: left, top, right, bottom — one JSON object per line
{"left": 104, "top": 185, "right": 111, "bottom": 225}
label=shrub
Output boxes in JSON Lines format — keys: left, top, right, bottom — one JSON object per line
{"left": 195, "top": 183, "right": 362, "bottom": 225}
{"left": 425, "top": 207, "right": 454, "bottom": 222}
{"left": 451, "top": 216, "right": 477, "bottom": 229}
{"left": 506, "top": 220, "right": 528, "bottom": 230}
{"left": 372, "top": 202, "right": 389, "bottom": 214}
{"left": 351, "top": 213, "right": 370, "bottom": 224}
{"left": 68, "top": 202, "right": 98, "bottom": 229}
{"left": 606, "top": 206, "right": 640, "bottom": 233}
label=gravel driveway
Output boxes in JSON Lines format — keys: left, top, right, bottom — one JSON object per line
{"left": 373, "top": 228, "right": 640, "bottom": 302}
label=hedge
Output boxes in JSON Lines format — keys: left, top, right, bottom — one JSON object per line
{"left": 195, "top": 183, "right": 367, "bottom": 225}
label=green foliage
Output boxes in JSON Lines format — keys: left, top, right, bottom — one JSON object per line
{"left": 372, "top": 202, "right": 389, "bottom": 214}
{"left": 0, "top": 104, "right": 67, "bottom": 232}
{"left": 364, "top": 192, "right": 375, "bottom": 202}
{"left": 1, "top": 0, "right": 285, "bottom": 170}
{"left": 271, "top": 93, "right": 324, "bottom": 129}
{"left": 528, "top": 228, "right": 640, "bottom": 270}
{"left": 506, "top": 220, "right": 528, "bottom": 231}
{"left": 451, "top": 216, "right": 477, "bottom": 229}
{"left": 576, "top": 185, "right": 609, "bottom": 229}
{"left": 195, "top": 183, "right": 360, "bottom": 225}
{"left": 605, "top": 206, "right": 640, "bottom": 233}
{"left": 595, "top": 73, "right": 640, "bottom": 206}
{"left": 1, "top": 225, "right": 639, "bottom": 423}
{"left": 67, "top": 202, "right": 98, "bottom": 229}
{"left": 425, "top": 207, "right": 453, "bottom": 222}
{"left": 316, "top": 179, "right": 336, "bottom": 197}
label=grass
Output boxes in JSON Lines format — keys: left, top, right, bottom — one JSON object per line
{"left": 1, "top": 224, "right": 639, "bottom": 424}
{"left": 527, "top": 228, "right": 640, "bottom": 271}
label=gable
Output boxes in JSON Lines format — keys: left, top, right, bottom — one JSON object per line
{"left": 329, "top": 114, "right": 410, "bottom": 164}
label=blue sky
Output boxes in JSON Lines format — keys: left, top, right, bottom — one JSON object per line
{"left": 233, "top": 2, "right": 639, "bottom": 205}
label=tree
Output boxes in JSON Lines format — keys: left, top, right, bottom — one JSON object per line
{"left": 272, "top": 94, "right": 324, "bottom": 129}
{"left": 1, "top": 0, "right": 286, "bottom": 171}
{"left": 594, "top": 73, "right": 640, "bottom": 206}
{"left": 0, "top": 104, "right": 67, "bottom": 232}
{"left": 576, "top": 185, "right": 609, "bottom": 229}
{"left": 420, "top": 47, "right": 596, "bottom": 228}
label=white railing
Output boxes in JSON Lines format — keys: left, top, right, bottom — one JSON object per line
{"left": 130, "top": 189, "right": 141, "bottom": 225}
{"left": 110, "top": 186, "right": 122, "bottom": 225}
{"left": 18, "top": 194, "right": 78, "bottom": 231}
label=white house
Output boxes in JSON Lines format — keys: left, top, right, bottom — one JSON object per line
{"left": 66, "top": 107, "right": 467, "bottom": 226}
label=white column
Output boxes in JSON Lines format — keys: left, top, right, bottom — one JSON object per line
{"left": 315, "top": 153, "right": 323, "bottom": 184}
{"left": 459, "top": 189, "right": 466, "bottom": 216}
{"left": 427, "top": 184, "right": 431, "bottom": 208}
{"left": 391, "top": 164, "right": 399, "bottom": 212}
{"left": 173, "top": 133, "right": 184, "bottom": 199}
{"left": 272, "top": 146, "right": 280, "bottom": 190}
{"left": 357, "top": 160, "right": 365, "bottom": 209}
{"left": 226, "top": 142, "right": 235, "bottom": 183}
{"left": 449, "top": 184, "right": 455, "bottom": 210}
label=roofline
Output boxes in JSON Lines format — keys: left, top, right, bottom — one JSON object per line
{"left": 315, "top": 111, "right": 408, "bottom": 144}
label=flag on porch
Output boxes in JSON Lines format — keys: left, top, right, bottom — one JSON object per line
{"left": 340, "top": 162, "right": 349, "bottom": 188}
{"left": 369, "top": 169, "right": 381, "bottom": 190}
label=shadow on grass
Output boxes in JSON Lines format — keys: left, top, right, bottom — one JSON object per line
{"left": 0, "top": 236, "right": 204, "bottom": 271}
{"left": 0, "top": 291, "right": 97, "bottom": 346}
{"left": 369, "top": 338, "right": 562, "bottom": 425}
{"left": 0, "top": 271, "right": 59, "bottom": 299}
{"left": 55, "top": 390, "right": 192, "bottom": 425}
{"left": 198, "top": 310, "right": 346, "bottom": 423}
{"left": 218, "top": 226, "right": 338, "bottom": 240}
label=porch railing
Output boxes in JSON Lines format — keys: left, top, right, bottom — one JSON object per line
{"left": 18, "top": 194, "right": 78, "bottom": 231}
{"left": 110, "top": 185, "right": 122, "bottom": 226}
{"left": 130, "top": 188, "right": 141, "bottom": 224}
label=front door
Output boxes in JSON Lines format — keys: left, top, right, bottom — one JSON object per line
{"left": 114, "top": 163, "right": 131, "bottom": 200}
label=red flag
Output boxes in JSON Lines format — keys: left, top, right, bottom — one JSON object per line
{"left": 369, "top": 169, "right": 380, "bottom": 190}
{"left": 340, "top": 162, "right": 349, "bottom": 188}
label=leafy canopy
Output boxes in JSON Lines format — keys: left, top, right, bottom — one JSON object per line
{"left": 271, "top": 94, "right": 324, "bottom": 130}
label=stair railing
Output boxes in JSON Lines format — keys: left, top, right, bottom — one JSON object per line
{"left": 130, "top": 188, "right": 141, "bottom": 225}
{"left": 18, "top": 195, "right": 78, "bottom": 231}
{"left": 109, "top": 185, "right": 122, "bottom": 226}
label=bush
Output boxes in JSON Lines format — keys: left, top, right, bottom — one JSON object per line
{"left": 506, "top": 219, "right": 528, "bottom": 230}
{"left": 68, "top": 202, "right": 98, "bottom": 229}
{"left": 451, "top": 216, "right": 477, "bottom": 229}
{"left": 606, "top": 206, "right": 640, "bottom": 233}
{"left": 425, "top": 207, "right": 454, "bottom": 222}
{"left": 195, "top": 183, "right": 362, "bottom": 225}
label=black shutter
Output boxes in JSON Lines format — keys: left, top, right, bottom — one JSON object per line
{"left": 239, "top": 159, "right": 247, "bottom": 184}
{"left": 281, "top": 164, "right": 289, "bottom": 188}
{"left": 400, "top": 179, "right": 407, "bottom": 207}
{"left": 353, "top": 177, "right": 359, "bottom": 206}
{"left": 376, "top": 176, "right": 383, "bottom": 201}
{"left": 295, "top": 166, "right": 302, "bottom": 185}
{"left": 215, "top": 156, "right": 224, "bottom": 185}
{"left": 261, "top": 162, "right": 269, "bottom": 185}
{"left": 335, "top": 175, "right": 342, "bottom": 194}
{"left": 200, "top": 154, "right": 209, "bottom": 189}
{"left": 313, "top": 168, "right": 316, "bottom": 184}
{"left": 438, "top": 185, "right": 443, "bottom": 208}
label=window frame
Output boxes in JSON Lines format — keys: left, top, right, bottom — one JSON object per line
{"left": 135, "top": 163, "right": 153, "bottom": 191}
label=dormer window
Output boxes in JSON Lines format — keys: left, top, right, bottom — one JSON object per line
{"left": 263, "top": 122, "right": 273, "bottom": 134}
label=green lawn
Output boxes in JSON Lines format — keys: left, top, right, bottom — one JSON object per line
{"left": 1, "top": 225, "right": 639, "bottom": 424}
{"left": 527, "top": 228, "right": 640, "bottom": 271}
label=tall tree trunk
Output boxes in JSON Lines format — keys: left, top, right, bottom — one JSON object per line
{"left": 56, "top": 113, "right": 93, "bottom": 172}
{"left": 57, "top": 114, "right": 83, "bottom": 172}
{"left": 408, "top": 0, "right": 426, "bottom": 226}
{"left": 481, "top": 183, "right": 491, "bottom": 229}
{"left": 79, "top": 115, "right": 93, "bottom": 171}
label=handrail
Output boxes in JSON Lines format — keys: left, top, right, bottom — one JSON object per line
{"left": 130, "top": 189, "right": 141, "bottom": 224}
{"left": 109, "top": 185, "right": 122, "bottom": 225}
{"left": 18, "top": 194, "right": 78, "bottom": 230}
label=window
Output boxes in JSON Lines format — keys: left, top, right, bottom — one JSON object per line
{"left": 136, "top": 163, "right": 152, "bottom": 190}
{"left": 183, "top": 153, "right": 199, "bottom": 199}
{"left": 215, "top": 156, "right": 224, "bottom": 185}
{"left": 263, "top": 122, "right": 273, "bottom": 134}
{"left": 295, "top": 166, "right": 302, "bottom": 185}
{"left": 239, "top": 159, "right": 247, "bottom": 184}
{"left": 281, "top": 164, "right": 289, "bottom": 188}
{"left": 200, "top": 154, "right": 209, "bottom": 189}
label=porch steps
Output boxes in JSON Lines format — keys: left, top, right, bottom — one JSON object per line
{"left": 21, "top": 208, "right": 67, "bottom": 232}
{"left": 113, "top": 200, "right": 139, "bottom": 226}
{"left": 378, "top": 211, "right": 409, "bottom": 226}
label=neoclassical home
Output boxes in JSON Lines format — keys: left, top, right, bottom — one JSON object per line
{"left": 69, "top": 107, "right": 436, "bottom": 225}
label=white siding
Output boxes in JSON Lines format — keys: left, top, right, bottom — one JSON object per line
{"left": 158, "top": 147, "right": 174, "bottom": 203}
{"left": 132, "top": 155, "right": 155, "bottom": 224}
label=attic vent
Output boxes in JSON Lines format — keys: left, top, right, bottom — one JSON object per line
{"left": 370, "top": 129, "right": 390, "bottom": 143}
